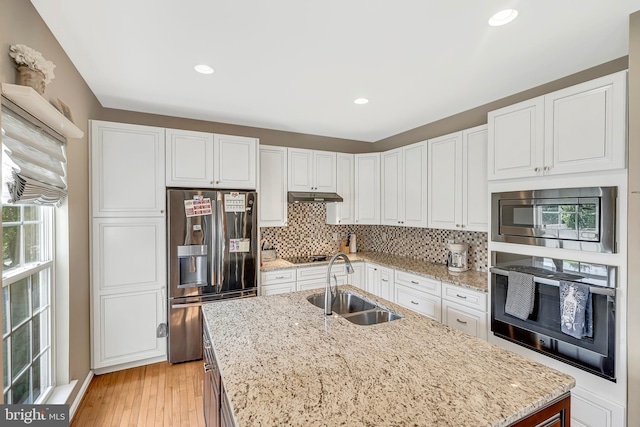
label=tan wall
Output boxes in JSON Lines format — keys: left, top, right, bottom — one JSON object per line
{"left": 99, "top": 108, "right": 375, "bottom": 153}
{"left": 628, "top": 11, "right": 640, "bottom": 427}
{"left": 374, "top": 57, "right": 629, "bottom": 151}
{"left": 0, "top": 0, "right": 103, "bottom": 404}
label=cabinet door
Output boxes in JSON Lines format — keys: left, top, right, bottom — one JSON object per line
{"left": 92, "top": 217, "right": 166, "bottom": 293}
{"left": 544, "top": 71, "right": 627, "bottom": 176}
{"left": 487, "top": 97, "right": 544, "bottom": 180}
{"left": 313, "top": 150, "right": 337, "bottom": 192}
{"left": 428, "top": 132, "right": 462, "bottom": 230}
{"left": 288, "top": 148, "right": 313, "bottom": 191}
{"left": 378, "top": 267, "right": 394, "bottom": 302}
{"left": 91, "top": 120, "right": 165, "bottom": 217}
{"left": 347, "top": 263, "right": 364, "bottom": 289}
{"left": 259, "top": 145, "right": 288, "bottom": 227}
{"left": 365, "top": 264, "right": 381, "bottom": 296}
{"left": 213, "top": 134, "right": 257, "bottom": 189}
{"left": 381, "top": 148, "right": 402, "bottom": 226}
{"left": 327, "top": 153, "right": 354, "bottom": 224}
{"left": 165, "top": 128, "right": 214, "bottom": 188}
{"left": 354, "top": 153, "right": 380, "bottom": 225}
{"left": 403, "top": 141, "right": 429, "bottom": 228}
{"left": 93, "top": 288, "right": 166, "bottom": 369}
{"left": 462, "top": 125, "right": 488, "bottom": 232}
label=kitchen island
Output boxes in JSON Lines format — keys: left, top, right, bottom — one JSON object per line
{"left": 202, "top": 286, "right": 574, "bottom": 426}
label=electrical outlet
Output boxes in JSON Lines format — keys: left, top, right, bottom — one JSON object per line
{"left": 332, "top": 233, "right": 338, "bottom": 242}
{"left": 382, "top": 232, "right": 387, "bottom": 242}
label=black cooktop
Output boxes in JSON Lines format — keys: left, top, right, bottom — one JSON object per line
{"left": 282, "top": 254, "right": 331, "bottom": 264}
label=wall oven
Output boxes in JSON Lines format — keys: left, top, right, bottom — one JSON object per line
{"left": 491, "top": 187, "right": 617, "bottom": 253}
{"left": 490, "top": 252, "right": 616, "bottom": 382}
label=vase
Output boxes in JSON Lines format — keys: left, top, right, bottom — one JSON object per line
{"left": 16, "top": 65, "right": 46, "bottom": 95}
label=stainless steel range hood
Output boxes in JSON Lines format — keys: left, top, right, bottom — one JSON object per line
{"left": 287, "top": 192, "right": 343, "bottom": 203}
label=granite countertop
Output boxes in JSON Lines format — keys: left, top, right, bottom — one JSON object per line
{"left": 203, "top": 286, "right": 574, "bottom": 427}
{"left": 261, "top": 251, "right": 488, "bottom": 292}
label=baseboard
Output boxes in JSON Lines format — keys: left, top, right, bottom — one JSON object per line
{"left": 69, "top": 369, "right": 94, "bottom": 421}
{"left": 92, "top": 355, "right": 167, "bottom": 376}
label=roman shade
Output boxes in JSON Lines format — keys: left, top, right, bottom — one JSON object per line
{"left": 1, "top": 103, "right": 67, "bottom": 206}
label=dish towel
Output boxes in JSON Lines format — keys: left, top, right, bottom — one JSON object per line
{"left": 560, "top": 281, "right": 592, "bottom": 339}
{"left": 505, "top": 271, "right": 535, "bottom": 320}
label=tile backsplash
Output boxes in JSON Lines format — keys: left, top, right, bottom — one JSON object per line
{"left": 260, "top": 203, "right": 488, "bottom": 271}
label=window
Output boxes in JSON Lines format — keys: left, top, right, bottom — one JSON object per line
{"left": 2, "top": 204, "right": 53, "bottom": 404}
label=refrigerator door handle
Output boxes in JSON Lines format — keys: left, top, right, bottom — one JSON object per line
{"left": 171, "top": 301, "right": 205, "bottom": 309}
{"left": 215, "top": 193, "right": 225, "bottom": 292}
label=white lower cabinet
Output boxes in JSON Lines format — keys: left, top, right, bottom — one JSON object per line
{"left": 571, "top": 387, "right": 625, "bottom": 427}
{"left": 93, "top": 289, "right": 166, "bottom": 370}
{"left": 347, "top": 263, "right": 365, "bottom": 289}
{"left": 260, "top": 269, "right": 296, "bottom": 296}
{"left": 365, "top": 263, "right": 394, "bottom": 301}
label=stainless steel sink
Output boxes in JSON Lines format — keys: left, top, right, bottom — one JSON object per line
{"left": 307, "top": 292, "right": 376, "bottom": 314}
{"left": 307, "top": 292, "right": 402, "bottom": 325}
{"left": 343, "top": 309, "right": 402, "bottom": 325}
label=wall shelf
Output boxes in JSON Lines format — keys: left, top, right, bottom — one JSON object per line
{"left": 1, "top": 83, "right": 84, "bottom": 139}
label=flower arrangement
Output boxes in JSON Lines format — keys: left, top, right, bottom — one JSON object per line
{"left": 9, "top": 44, "right": 56, "bottom": 84}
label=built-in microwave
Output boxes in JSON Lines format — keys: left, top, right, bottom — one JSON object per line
{"left": 491, "top": 187, "right": 617, "bottom": 253}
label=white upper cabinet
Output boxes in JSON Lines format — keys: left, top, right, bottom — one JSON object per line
{"left": 354, "top": 153, "right": 380, "bottom": 225}
{"left": 488, "top": 71, "right": 627, "bottom": 180}
{"left": 381, "top": 148, "right": 402, "bottom": 225}
{"left": 544, "top": 71, "right": 627, "bottom": 175}
{"left": 259, "top": 145, "right": 288, "bottom": 227}
{"left": 165, "top": 130, "right": 257, "bottom": 189}
{"left": 213, "top": 133, "right": 258, "bottom": 189}
{"left": 165, "top": 128, "right": 214, "bottom": 187}
{"left": 462, "top": 125, "right": 488, "bottom": 232}
{"left": 488, "top": 97, "right": 544, "bottom": 180}
{"left": 429, "top": 126, "right": 488, "bottom": 232}
{"left": 326, "top": 153, "right": 355, "bottom": 225}
{"left": 91, "top": 120, "right": 166, "bottom": 217}
{"left": 428, "top": 132, "right": 462, "bottom": 230}
{"left": 381, "top": 141, "right": 428, "bottom": 227}
{"left": 288, "top": 148, "right": 337, "bottom": 192}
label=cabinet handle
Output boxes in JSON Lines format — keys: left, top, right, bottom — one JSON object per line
{"left": 411, "top": 280, "right": 419, "bottom": 284}
{"left": 275, "top": 276, "right": 286, "bottom": 279}
{"left": 456, "top": 318, "right": 468, "bottom": 325}
{"left": 455, "top": 294, "right": 467, "bottom": 299}
{"left": 410, "top": 300, "right": 419, "bottom": 305}
{"left": 381, "top": 279, "right": 388, "bottom": 282}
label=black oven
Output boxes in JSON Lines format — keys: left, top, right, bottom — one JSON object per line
{"left": 490, "top": 252, "right": 616, "bottom": 382}
{"left": 491, "top": 187, "right": 617, "bottom": 253}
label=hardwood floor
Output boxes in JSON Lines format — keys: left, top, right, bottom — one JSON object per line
{"left": 71, "top": 360, "right": 206, "bottom": 427}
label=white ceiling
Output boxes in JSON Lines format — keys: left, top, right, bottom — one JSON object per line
{"left": 31, "top": 0, "right": 640, "bottom": 142}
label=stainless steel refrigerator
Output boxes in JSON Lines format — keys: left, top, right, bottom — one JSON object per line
{"left": 167, "top": 189, "right": 258, "bottom": 363}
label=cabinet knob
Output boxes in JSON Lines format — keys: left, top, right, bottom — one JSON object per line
{"left": 160, "top": 210, "right": 165, "bottom": 214}
{"left": 543, "top": 166, "right": 549, "bottom": 171}
{"left": 216, "top": 180, "right": 220, "bottom": 184}
{"left": 534, "top": 167, "right": 540, "bottom": 173}
{"left": 210, "top": 181, "right": 214, "bottom": 184}
{"left": 456, "top": 224, "right": 460, "bottom": 228}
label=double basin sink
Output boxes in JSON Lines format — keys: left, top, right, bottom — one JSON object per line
{"left": 307, "top": 292, "right": 402, "bottom": 325}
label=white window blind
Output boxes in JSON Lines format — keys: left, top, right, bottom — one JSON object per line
{"left": 1, "top": 104, "right": 67, "bottom": 206}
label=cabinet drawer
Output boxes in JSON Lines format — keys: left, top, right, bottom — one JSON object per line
{"left": 297, "top": 275, "right": 346, "bottom": 292}
{"left": 260, "top": 282, "right": 296, "bottom": 296}
{"left": 394, "top": 270, "right": 441, "bottom": 296}
{"left": 442, "top": 300, "right": 487, "bottom": 340}
{"left": 395, "top": 283, "right": 441, "bottom": 321}
{"left": 261, "top": 269, "right": 296, "bottom": 285}
{"left": 442, "top": 282, "right": 487, "bottom": 311}
{"left": 297, "top": 264, "right": 346, "bottom": 281}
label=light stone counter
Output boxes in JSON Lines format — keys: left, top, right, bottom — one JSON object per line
{"left": 261, "top": 251, "right": 488, "bottom": 292}
{"left": 203, "top": 286, "right": 574, "bottom": 427}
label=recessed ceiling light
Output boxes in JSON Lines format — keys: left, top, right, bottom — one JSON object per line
{"left": 488, "top": 9, "right": 518, "bottom": 26}
{"left": 194, "top": 64, "right": 214, "bottom": 74}
{"left": 354, "top": 98, "right": 369, "bottom": 105}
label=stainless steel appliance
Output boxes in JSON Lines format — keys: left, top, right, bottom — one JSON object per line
{"left": 491, "top": 187, "right": 617, "bottom": 253}
{"left": 490, "top": 251, "right": 616, "bottom": 381}
{"left": 167, "top": 189, "right": 257, "bottom": 363}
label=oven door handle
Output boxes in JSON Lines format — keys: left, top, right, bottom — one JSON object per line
{"left": 490, "top": 267, "right": 616, "bottom": 297}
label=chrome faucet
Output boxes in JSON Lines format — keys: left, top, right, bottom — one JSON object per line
{"left": 325, "top": 252, "right": 355, "bottom": 315}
